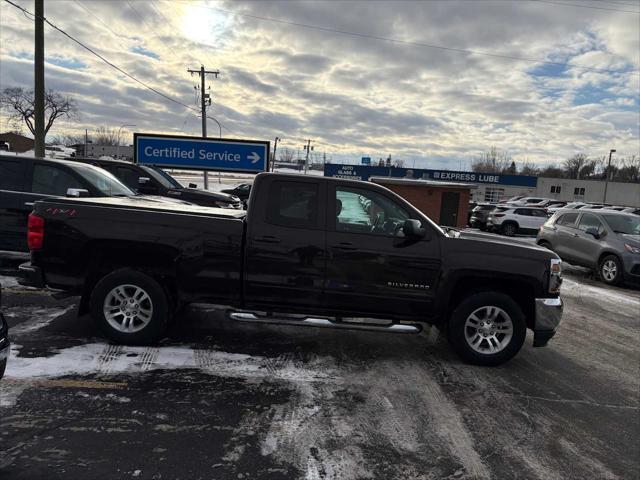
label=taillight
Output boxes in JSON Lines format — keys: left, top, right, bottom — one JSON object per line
{"left": 27, "top": 213, "right": 45, "bottom": 250}
{"left": 549, "top": 258, "right": 562, "bottom": 294}
{"left": 494, "top": 213, "right": 506, "bottom": 217}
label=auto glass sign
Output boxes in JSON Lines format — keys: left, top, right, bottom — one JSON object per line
{"left": 134, "top": 133, "right": 270, "bottom": 173}
{"left": 324, "top": 164, "right": 537, "bottom": 187}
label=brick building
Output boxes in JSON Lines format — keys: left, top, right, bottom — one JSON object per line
{"left": 370, "top": 176, "right": 475, "bottom": 228}
{"left": 0, "top": 132, "right": 34, "bottom": 153}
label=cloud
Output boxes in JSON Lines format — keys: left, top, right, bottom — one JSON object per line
{"left": 0, "top": 0, "right": 637, "bottom": 167}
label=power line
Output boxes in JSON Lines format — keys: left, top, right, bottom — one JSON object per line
{"left": 528, "top": 0, "right": 639, "bottom": 13}
{"left": 194, "top": 5, "right": 639, "bottom": 76}
{"left": 4, "top": 0, "right": 200, "bottom": 115}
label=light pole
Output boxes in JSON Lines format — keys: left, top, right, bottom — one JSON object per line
{"left": 272, "top": 137, "right": 280, "bottom": 172}
{"left": 206, "top": 116, "right": 222, "bottom": 138}
{"left": 603, "top": 149, "right": 616, "bottom": 204}
{"left": 116, "top": 124, "right": 135, "bottom": 159}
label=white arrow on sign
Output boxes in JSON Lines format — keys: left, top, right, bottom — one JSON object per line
{"left": 248, "top": 152, "right": 261, "bottom": 163}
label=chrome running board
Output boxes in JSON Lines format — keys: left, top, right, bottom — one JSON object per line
{"left": 227, "top": 312, "right": 422, "bottom": 334}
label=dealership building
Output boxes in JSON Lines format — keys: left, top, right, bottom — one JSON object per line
{"left": 324, "top": 164, "right": 640, "bottom": 207}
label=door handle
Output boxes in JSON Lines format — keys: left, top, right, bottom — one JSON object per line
{"left": 332, "top": 242, "right": 357, "bottom": 251}
{"left": 255, "top": 235, "right": 281, "bottom": 244}
{"left": 24, "top": 202, "right": 34, "bottom": 207}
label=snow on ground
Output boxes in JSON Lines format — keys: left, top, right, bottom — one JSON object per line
{"left": 0, "top": 275, "right": 22, "bottom": 289}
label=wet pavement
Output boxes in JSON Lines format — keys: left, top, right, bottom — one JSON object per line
{"left": 0, "top": 253, "right": 638, "bottom": 480}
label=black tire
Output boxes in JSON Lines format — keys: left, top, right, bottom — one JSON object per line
{"left": 502, "top": 222, "right": 517, "bottom": 237}
{"left": 479, "top": 224, "right": 487, "bottom": 232}
{"left": 448, "top": 292, "right": 527, "bottom": 366}
{"left": 90, "top": 269, "right": 170, "bottom": 345}
{"left": 0, "top": 358, "right": 6, "bottom": 379}
{"left": 599, "top": 255, "right": 623, "bottom": 286}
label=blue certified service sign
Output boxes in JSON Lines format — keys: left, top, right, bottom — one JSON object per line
{"left": 134, "top": 134, "right": 270, "bottom": 173}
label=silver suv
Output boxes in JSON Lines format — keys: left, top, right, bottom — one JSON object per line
{"left": 537, "top": 210, "right": 640, "bottom": 285}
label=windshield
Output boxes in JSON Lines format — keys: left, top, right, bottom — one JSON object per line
{"left": 72, "top": 163, "right": 134, "bottom": 196}
{"left": 603, "top": 214, "right": 640, "bottom": 235}
{"left": 141, "top": 166, "right": 183, "bottom": 189}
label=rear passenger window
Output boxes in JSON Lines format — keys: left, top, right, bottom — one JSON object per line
{"left": 266, "top": 181, "right": 319, "bottom": 228}
{"left": 32, "top": 164, "right": 82, "bottom": 196}
{"left": 514, "top": 209, "right": 529, "bottom": 216}
{"left": 556, "top": 212, "right": 578, "bottom": 226}
{"left": 578, "top": 214, "right": 604, "bottom": 234}
{"left": 0, "top": 159, "right": 26, "bottom": 190}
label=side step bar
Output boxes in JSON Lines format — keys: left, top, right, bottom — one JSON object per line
{"left": 227, "top": 312, "right": 422, "bottom": 334}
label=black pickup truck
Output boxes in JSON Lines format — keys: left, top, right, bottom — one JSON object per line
{"left": 20, "top": 173, "right": 563, "bottom": 366}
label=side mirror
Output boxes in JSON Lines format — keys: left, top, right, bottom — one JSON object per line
{"left": 585, "top": 227, "right": 600, "bottom": 239}
{"left": 403, "top": 219, "right": 426, "bottom": 238}
{"left": 66, "top": 188, "right": 90, "bottom": 198}
{"left": 137, "top": 177, "right": 157, "bottom": 194}
{"left": 188, "top": 183, "right": 197, "bottom": 189}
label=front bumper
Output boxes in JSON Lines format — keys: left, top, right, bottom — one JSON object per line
{"left": 18, "top": 262, "right": 45, "bottom": 288}
{"left": 533, "top": 297, "right": 563, "bottom": 347}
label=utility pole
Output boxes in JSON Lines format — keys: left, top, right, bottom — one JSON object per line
{"left": 303, "top": 139, "right": 314, "bottom": 175}
{"left": 34, "top": 0, "right": 45, "bottom": 158}
{"left": 84, "top": 128, "right": 88, "bottom": 157}
{"left": 603, "top": 149, "right": 616, "bottom": 204}
{"left": 187, "top": 65, "right": 219, "bottom": 189}
{"left": 272, "top": 137, "right": 280, "bottom": 172}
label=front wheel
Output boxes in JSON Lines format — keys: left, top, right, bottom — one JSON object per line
{"left": 90, "top": 269, "right": 170, "bottom": 345}
{"left": 448, "top": 292, "right": 527, "bottom": 366}
{"left": 599, "top": 255, "right": 622, "bottom": 286}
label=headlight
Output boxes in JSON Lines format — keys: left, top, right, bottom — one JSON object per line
{"left": 549, "top": 258, "right": 562, "bottom": 294}
{"left": 624, "top": 243, "right": 640, "bottom": 254}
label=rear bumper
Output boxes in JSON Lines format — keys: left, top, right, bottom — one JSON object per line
{"left": 533, "top": 297, "right": 563, "bottom": 347}
{"left": 18, "top": 262, "right": 45, "bottom": 289}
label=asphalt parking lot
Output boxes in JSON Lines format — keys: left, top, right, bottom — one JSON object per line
{"left": 0, "top": 251, "right": 638, "bottom": 480}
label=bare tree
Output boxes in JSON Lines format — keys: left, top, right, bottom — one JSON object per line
{"left": 471, "top": 147, "right": 512, "bottom": 173}
{"left": 615, "top": 155, "right": 640, "bottom": 183}
{"left": 539, "top": 164, "right": 565, "bottom": 178}
{"left": 0, "top": 87, "right": 78, "bottom": 136}
{"left": 93, "top": 126, "right": 124, "bottom": 146}
{"left": 49, "top": 133, "right": 85, "bottom": 146}
{"left": 278, "top": 147, "right": 294, "bottom": 163}
{"left": 562, "top": 154, "right": 589, "bottom": 179}
{"left": 519, "top": 161, "right": 539, "bottom": 176}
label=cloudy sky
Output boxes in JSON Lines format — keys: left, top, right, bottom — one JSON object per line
{"left": 1, "top": 0, "right": 639, "bottom": 169}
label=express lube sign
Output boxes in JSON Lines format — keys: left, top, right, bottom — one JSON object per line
{"left": 134, "top": 133, "right": 270, "bottom": 173}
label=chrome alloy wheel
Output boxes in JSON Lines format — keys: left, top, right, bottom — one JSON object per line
{"left": 601, "top": 260, "right": 618, "bottom": 282}
{"left": 103, "top": 284, "right": 153, "bottom": 333}
{"left": 464, "top": 306, "right": 513, "bottom": 354}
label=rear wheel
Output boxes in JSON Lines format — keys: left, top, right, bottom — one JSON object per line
{"left": 502, "top": 222, "right": 517, "bottom": 236}
{"left": 0, "top": 358, "right": 6, "bottom": 379}
{"left": 90, "top": 269, "right": 170, "bottom": 345}
{"left": 448, "top": 292, "right": 526, "bottom": 366}
{"left": 599, "top": 255, "right": 622, "bottom": 286}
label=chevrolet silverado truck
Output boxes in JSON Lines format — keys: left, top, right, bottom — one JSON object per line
{"left": 19, "top": 173, "right": 563, "bottom": 366}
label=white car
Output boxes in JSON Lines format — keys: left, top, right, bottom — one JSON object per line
{"left": 487, "top": 206, "right": 549, "bottom": 236}
{"left": 507, "top": 197, "right": 554, "bottom": 207}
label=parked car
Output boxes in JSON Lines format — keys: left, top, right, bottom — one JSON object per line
{"left": 469, "top": 203, "right": 498, "bottom": 230}
{"left": 507, "top": 197, "right": 551, "bottom": 207}
{"left": 19, "top": 173, "right": 564, "bottom": 366}
{"left": 0, "top": 284, "right": 8, "bottom": 380}
{"left": 0, "top": 155, "right": 190, "bottom": 252}
{"left": 221, "top": 183, "right": 252, "bottom": 205}
{"left": 487, "top": 207, "right": 549, "bottom": 236}
{"left": 618, "top": 207, "right": 640, "bottom": 216}
{"left": 537, "top": 210, "right": 640, "bottom": 285}
{"left": 70, "top": 158, "right": 243, "bottom": 209}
